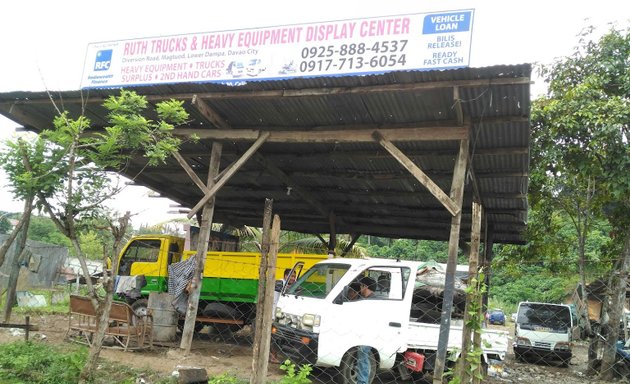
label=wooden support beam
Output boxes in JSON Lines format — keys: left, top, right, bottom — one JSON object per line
{"left": 191, "top": 94, "right": 231, "bottom": 130}
{"left": 174, "top": 126, "right": 468, "bottom": 143}
{"left": 187, "top": 132, "right": 270, "bottom": 219}
{"left": 450, "top": 139, "right": 470, "bottom": 206}
{"left": 373, "top": 130, "right": 460, "bottom": 216}
{"left": 172, "top": 151, "right": 210, "bottom": 194}
{"left": 453, "top": 86, "right": 464, "bottom": 126}
{"left": 328, "top": 211, "right": 337, "bottom": 257}
{"left": 176, "top": 144, "right": 529, "bottom": 160}
{"left": 315, "top": 233, "right": 327, "bottom": 247}
{"left": 341, "top": 234, "right": 361, "bottom": 257}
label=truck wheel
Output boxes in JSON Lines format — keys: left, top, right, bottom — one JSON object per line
{"left": 338, "top": 348, "right": 376, "bottom": 384}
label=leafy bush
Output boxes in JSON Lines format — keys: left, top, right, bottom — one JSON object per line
{"left": 277, "top": 360, "right": 312, "bottom": 384}
{"left": 0, "top": 341, "right": 86, "bottom": 383}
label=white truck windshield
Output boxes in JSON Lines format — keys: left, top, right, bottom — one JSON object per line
{"left": 517, "top": 303, "right": 572, "bottom": 332}
{"left": 286, "top": 263, "right": 350, "bottom": 298}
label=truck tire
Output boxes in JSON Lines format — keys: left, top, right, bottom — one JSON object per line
{"left": 338, "top": 348, "right": 376, "bottom": 384}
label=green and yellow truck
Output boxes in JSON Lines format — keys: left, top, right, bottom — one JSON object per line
{"left": 114, "top": 233, "right": 328, "bottom": 332}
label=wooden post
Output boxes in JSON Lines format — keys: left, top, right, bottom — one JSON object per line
{"left": 251, "top": 202, "right": 280, "bottom": 384}
{"left": 180, "top": 142, "right": 222, "bottom": 353}
{"left": 457, "top": 202, "right": 482, "bottom": 383}
{"left": 472, "top": 211, "right": 487, "bottom": 384}
{"left": 24, "top": 316, "right": 30, "bottom": 342}
{"left": 328, "top": 211, "right": 336, "bottom": 257}
{"left": 252, "top": 199, "right": 273, "bottom": 376}
{"left": 434, "top": 138, "right": 468, "bottom": 384}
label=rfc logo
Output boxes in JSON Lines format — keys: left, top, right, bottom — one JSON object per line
{"left": 94, "top": 49, "right": 112, "bottom": 71}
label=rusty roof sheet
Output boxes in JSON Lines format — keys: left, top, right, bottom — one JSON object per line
{"left": 0, "top": 64, "right": 531, "bottom": 244}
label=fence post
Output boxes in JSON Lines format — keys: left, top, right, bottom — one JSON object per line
{"left": 251, "top": 201, "right": 279, "bottom": 384}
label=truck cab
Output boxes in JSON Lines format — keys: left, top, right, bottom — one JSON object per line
{"left": 116, "top": 235, "right": 184, "bottom": 294}
{"left": 513, "top": 301, "right": 573, "bottom": 366}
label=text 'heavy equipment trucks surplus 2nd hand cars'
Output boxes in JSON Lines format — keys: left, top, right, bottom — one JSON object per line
{"left": 271, "top": 258, "right": 509, "bottom": 383}
{"left": 114, "top": 233, "right": 329, "bottom": 332}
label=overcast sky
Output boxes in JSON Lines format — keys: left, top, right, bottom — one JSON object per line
{"left": 0, "top": 0, "right": 627, "bottom": 227}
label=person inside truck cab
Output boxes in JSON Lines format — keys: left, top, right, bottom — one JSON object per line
{"left": 359, "top": 276, "right": 376, "bottom": 299}
{"left": 275, "top": 268, "right": 296, "bottom": 293}
{"left": 346, "top": 281, "right": 361, "bottom": 301}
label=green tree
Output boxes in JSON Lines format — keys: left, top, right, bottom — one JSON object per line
{"left": 365, "top": 238, "right": 453, "bottom": 262}
{"left": 532, "top": 26, "right": 630, "bottom": 379}
{"left": 1, "top": 90, "right": 188, "bottom": 383}
{"left": 0, "top": 136, "right": 62, "bottom": 322}
{"left": 78, "top": 230, "right": 106, "bottom": 260}
{"left": 0, "top": 212, "right": 11, "bottom": 234}
{"left": 27, "top": 215, "right": 72, "bottom": 247}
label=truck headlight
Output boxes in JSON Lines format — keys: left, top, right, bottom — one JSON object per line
{"left": 555, "top": 342, "right": 571, "bottom": 351}
{"left": 275, "top": 306, "right": 285, "bottom": 320}
{"left": 302, "top": 313, "right": 321, "bottom": 327}
{"left": 515, "top": 337, "right": 531, "bottom": 346}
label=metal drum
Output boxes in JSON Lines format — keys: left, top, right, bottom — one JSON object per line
{"left": 147, "top": 292, "right": 178, "bottom": 342}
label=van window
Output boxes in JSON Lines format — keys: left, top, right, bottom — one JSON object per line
{"left": 358, "top": 266, "right": 409, "bottom": 300}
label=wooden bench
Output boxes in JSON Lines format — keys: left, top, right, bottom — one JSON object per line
{"left": 67, "top": 295, "right": 152, "bottom": 351}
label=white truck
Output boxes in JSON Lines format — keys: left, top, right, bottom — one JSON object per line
{"left": 271, "top": 258, "right": 508, "bottom": 383}
{"left": 513, "top": 301, "right": 574, "bottom": 367}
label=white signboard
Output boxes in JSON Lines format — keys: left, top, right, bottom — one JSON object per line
{"left": 81, "top": 9, "right": 474, "bottom": 89}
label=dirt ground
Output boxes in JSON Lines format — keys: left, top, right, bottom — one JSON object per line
{"left": 0, "top": 313, "right": 284, "bottom": 383}
{"left": 483, "top": 323, "right": 620, "bottom": 384}
{"left": 0, "top": 314, "right": 624, "bottom": 383}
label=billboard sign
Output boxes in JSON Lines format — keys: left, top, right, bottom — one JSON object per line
{"left": 80, "top": 9, "right": 474, "bottom": 89}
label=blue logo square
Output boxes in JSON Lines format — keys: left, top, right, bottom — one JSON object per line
{"left": 94, "top": 49, "right": 113, "bottom": 71}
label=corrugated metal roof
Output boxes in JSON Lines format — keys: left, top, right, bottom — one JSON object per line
{"left": 0, "top": 64, "right": 531, "bottom": 244}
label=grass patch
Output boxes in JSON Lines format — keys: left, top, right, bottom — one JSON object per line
{"left": 0, "top": 341, "right": 173, "bottom": 384}
{"left": 0, "top": 341, "right": 85, "bottom": 384}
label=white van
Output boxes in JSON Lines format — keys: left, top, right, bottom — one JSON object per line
{"left": 513, "top": 302, "right": 573, "bottom": 366}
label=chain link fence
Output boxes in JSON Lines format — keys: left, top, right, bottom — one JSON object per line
{"left": 88, "top": 236, "right": 630, "bottom": 383}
